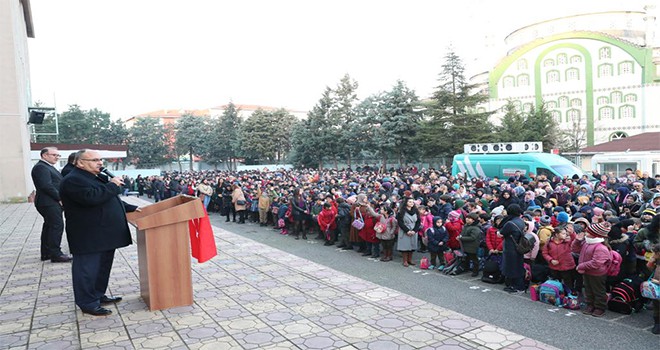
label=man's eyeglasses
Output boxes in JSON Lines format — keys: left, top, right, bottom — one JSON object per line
{"left": 47, "top": 153, "right": 61, "bottom": 157}
{"left": 80, "top": 158, "right": 103, "bottom": 162}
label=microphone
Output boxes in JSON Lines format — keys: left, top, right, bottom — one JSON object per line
{"left": 100, "top": 167, "right": 116, "bottom": 178}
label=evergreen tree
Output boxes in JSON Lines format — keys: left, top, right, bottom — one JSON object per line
{"left": 127, "top": 117, "right": 169, "bottom": 168}
{"left": 175, "top": 114, "right": 209, "bottom": 170}
{"left": 330, "top": 74, "right": 360, "bottom": 167}
{"left": 238, "top": 109, "right": 298, "bottom": 163}
{"left": 496, "top": 100, "right": 560, "bottom": 152}
{"left": 211, "top": 102, "right": 242, "bottom": 171}
{"left": 418, "top": 50, "right": 494, "bottom": 157}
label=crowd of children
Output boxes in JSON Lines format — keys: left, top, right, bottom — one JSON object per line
{"left": 143, "top": 165, "right": 659, "bottom": 334}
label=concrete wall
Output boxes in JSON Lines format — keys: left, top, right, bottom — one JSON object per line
{"left": 0, "top": 0, "right": 33, "bottom": 202}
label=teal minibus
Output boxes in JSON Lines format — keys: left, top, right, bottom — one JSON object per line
{"left": 452, "top": 153, "right": 585, "bottom": 180}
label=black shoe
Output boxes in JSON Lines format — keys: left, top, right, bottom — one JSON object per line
{"left": 361, "top": 252, "right": 371, "bottom": 256}
{"left": 323, "top": 241, "right": 333, "bottom": 246}
{"left": 652, "top": 323, "right": 660, "bottom": 335}
{"left": 225, "top": 219, "right": 230, "bottom": 222}
{"left": 503, "top": 286, "right": 515, "bottom": 292}
{"left": 51, "top": 254, "right": 72, "bottom": 263}
{"left": 81, "top": 306, "right": 112, "bottom": 316}
{"left": 100, "top": 295, "right": 123, "bottom": 304}
{"left": 295, "top": 236, "right": 300, "bottom": 240}
{"left": 41, "top": 256, "right": 50, "bottom": 261}
{"left": 336, "top": 244, "right": 346, "bottom": 248}
{"left": 471, "top": 271, "right": 479, "bottom": 277}
{"left": 341, "top": 246, "right": 353, "bottom": 250}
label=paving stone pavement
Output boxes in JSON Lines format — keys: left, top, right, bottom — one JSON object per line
{"left": 0, "top": 201, "right": 561, "bottom": 350}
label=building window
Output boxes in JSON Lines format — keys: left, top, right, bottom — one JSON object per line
{"left": 570, "top": 55, "right": 582, "bottom": 64}
{"left": 544, "top": 59, "right": 555, "bottom": 67}
{"left": 599, "top": 106, "right": 614, "bottom": 120}
{"left": 546, "top": 101, "right": 558, "bottom": 109}
{"left": 566, "top": 109, "right": 580, "bottom": 122}
{"left": 566, "top": 68, "right": 580, "bottom": 81}
{"left": 598, "top": 64, "right": 613, "bottom": 77}
{"left": 599, "top": 47, "right": 611, "bottom": 59}
{"left": 550, "top": 110, "right": 561, "bottom": 123}
{"left": 624, "top": 94, "right": 637, "bottom": 102}
{"left": 558, "top": 96, "right": 569, "bottom": 108}
{"left": 618, "top": 61, "right": 634, "bottom": 75}
{"left": 619, "top": 105, "right": 635, "bottom": 118}
{"left": 517, "top": 74, "right": 530, "bottom": 86}
{"left": 503, "top": 76, "right": 515, "bottom": 88}
{"left": 609, "top": 132, "right": 627, "bottom": 141}
{"left": 517, "top": 59, "right": 528, "bottom": 70}
{"left": 557, "top": 53, "right": 568, "bottom": 65}
{"left": 611, "top": 91, "right": 622, "bottom": 104}
{"left": 547, "top": 70, "right": 560, "bottom": 83}
{"left": 597, "top": 96, "right": 609, "bottom": 105}
{"left": 570, "top": 98, "right": 582, "bottom": 107}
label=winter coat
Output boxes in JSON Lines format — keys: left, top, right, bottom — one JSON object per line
{"left": 523, "top": 221, "right": 540, "bottom": 261}
{"left": 366, "top": 206, "right": 397, "bottom": 241}
{"left": 459, "top": 223, "right": 482, "bottom": 254}
{"left": 419, "top": 213, "right": 434, "bottom": 237}
{"left": 571, "top": 239, "right": 611, "bottom": 276}
{"left": 357, "top": 206, "right": 378, "bottom": 243}
{"left": 317, "top": 208, "right": 337, "bottom": 231}
{"left": 336, "top": 202, "right": 351, "bottom": 228}
{"left": 257, "top": 189, "right": 272, "bottom": 210}
{"left": 426, "top": 226, "right": 449, "bottom": 253}
{"left": 499, "top": 216, "right": 526, "bottom": 279}
{"left": 444, "top": 219, "right": 464, "bottom": 250}
{"left": 542, "top": 234, "right": 577, "bottom": 271}
{"left": 486, "top": 226, "right": 504, "bottom": 252}
{"left": 537, "top": 225, "right": 553, "bottom": 248}
{"left": 232, "top": 188, "right": 247, "bottom": 211}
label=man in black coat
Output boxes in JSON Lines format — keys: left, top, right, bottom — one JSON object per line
{"left": 31, "top": 147, "right": 71, "bottom": 262}
{"left": 60, "top": 149, "right": 140, "bottom": 316}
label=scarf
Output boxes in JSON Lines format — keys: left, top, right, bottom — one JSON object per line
{"left": 585, "top": 237, "right": 604, "bottom": 245}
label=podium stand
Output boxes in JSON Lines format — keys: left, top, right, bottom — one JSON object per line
{"left": 126, "top": 195, "right": 205, "bottom": 311}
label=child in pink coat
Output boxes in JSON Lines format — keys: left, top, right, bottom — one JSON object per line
{"left": 571, "top": 222, "right": 613, "bottom": 317}
{"left": 418, "top": 206, "right": 434, "bottom": 253}
{"left": 542, "top": 226, "right": 577, "bottom": 292}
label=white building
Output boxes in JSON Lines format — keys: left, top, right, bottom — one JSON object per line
{"left": 480, "top": 6, "right": 660, "bottom": 147}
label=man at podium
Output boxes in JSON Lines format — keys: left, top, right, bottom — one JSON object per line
{"left": 60, "top": 149, "right": 141, "bottom": 316}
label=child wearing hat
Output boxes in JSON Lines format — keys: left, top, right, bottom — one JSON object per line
{"left": 571, "top": 222, "right": 614, "bottom": 317}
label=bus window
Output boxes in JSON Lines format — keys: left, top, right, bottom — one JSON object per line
{"left": 536, "top": 167, "right": 555, "bottom": 179}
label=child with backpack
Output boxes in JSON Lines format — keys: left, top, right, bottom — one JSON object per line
{"left": 417, "top": 206, "right": 434, "bottom": 253}
{"left": 571, "top": 222, "right": 614, "bottom": 317}
{"left": 426, "top": 216, "right": 449, "bottom": 270}
{"left": 542, "top": 226, "right": 577, "bottom": 293}
{"left": 277, "top": 197, "right": 289, "bottom": 235}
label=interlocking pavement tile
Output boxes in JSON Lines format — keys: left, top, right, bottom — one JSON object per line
{"left": 261, "top": 285, "right": 299, "bottom": 298}
{"left": 289, "top": 331, "right": 348, "bottom": 349}
{"left": 363, "top": 314, "right": 417, "bottom": 333}
{"left": 353, "top": 334, "right": 418, "bottom": 350}
{"left": 82, "top": 339, "right": 134, "bottom": 349}
{"left": 189, "top": 335, "right": 242, "bottom": 350}
{"left": 220, "top": 282, "right": 260, "bottom": 296}
{"left": 355, "top": 286, "right": 402, "bottom": 303}
{"left": 427, "top": 315, "right": 487, "bottom": 336}
{"left": 337, "top": 281, "right": 378, "bottom": 294}
{"left": 119, "top": 310, "right": 165, "bottom": 323}
{"left": 219, "top": 315, "right": 269, "bottom": 334}
{"left": 389, "top": 324, "right": 451, "bottom": 348}
{"left": 166, "top": 312, "right": 217, "bottom": 329}
{"left": 458, "top": 325, "right": 526, "bottom": 350}
{"left": 329, "top": 322, "right": 385, "bottom": 343}
{"left": 398, "top": 305, "right": 456, "bottom": 324}
{"left": 258, "top": 309, "right": 304, "bottom": 326}
{"left": 211, "top": 305, "right": 252, "bottom": 322}
{"left": 243, "top": 300, "right": 287, "bottom": 315}
{"left": 125, "top": 318, "right": 175, "bottom": 339}
{"left": 177, "top": 326, "right": 227, "bottom": 346}
{"left": 231, "top": 326, "right": 287, "bottom": 350}
{"left": 79, "top": 315, "right": 125, "bottom": 332}
{"left": 503, "top": 338, "right": 561, "bottom": 350}
{"left": 275, "top": 294, "right": 315, "bottom": 307}
{"left": 0, "top": 330, "right": 28, "bottom": 348}
{"left": 308, "top": 286, "right": 344, "bottom": 299}
{"left": 272, "top": 319, "right": 326, "bottom": 339}
{"left": 236, "top": 291, "right": 272, "bottom": 303}
{"left": 0, "top": 312, "right": 31, "bottom": 335}
{"left": 290, "top": 301, "right": 336, "bottom": 317}
{"left": 27, "top": 323, "right": 79, "bottom": 349}
{"left": 419, "top": 336, "right": 480, "bottom": 350}
{"left": 259, "top": 340, "right": 302, "bottom": 349}
{"left": 308, "top": 310, "right": 359, "bottom": 328}
{"left": 31, "top": 312, "right": 77, "bottom": 329}
{"left": 342, "top": 303, "right": 392, "bottom": 321}
{"left": 79, "top": 327, "right": 130, "bottom": 348}
{"left": 130, "top": 331, "right": 186, "bottom": 349}
{"left": 379, "top": 295, "right": 427, "bottom": 311}
{"left": 195, "top": 295, "right": 240, "bottom": 311}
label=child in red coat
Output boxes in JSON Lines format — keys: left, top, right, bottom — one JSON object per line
{"left": 486, "top": 215, "right": 504, "bottom": 255}
{"left": 542, "top": 226, "right": 577, "bottom": 292}
{"left": 317, "top": 203, "right": 337, "bottom": 246}
{"left": 444, "top": 210, "right": 464, "bottom": 250}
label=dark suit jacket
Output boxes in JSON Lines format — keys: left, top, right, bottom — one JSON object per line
{"left": 61, "top": 163, "right": 75, "bottom": 177}
{"left": 31, "top": 160, "right": 63, "bottom": 207}
{"left": 60, "top": 167, "right": 137, "bottom": 255}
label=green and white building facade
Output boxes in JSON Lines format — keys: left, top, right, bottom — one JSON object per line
{"left": 481, "top": 6, "right": 660, "bottom": 147}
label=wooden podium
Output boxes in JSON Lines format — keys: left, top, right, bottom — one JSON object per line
{"left": 126, "top": 195, "right": 205, "bottom": 311}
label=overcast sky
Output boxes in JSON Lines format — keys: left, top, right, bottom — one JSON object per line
{"left": 27, "top": 0, "right": 649, "bottom": 119}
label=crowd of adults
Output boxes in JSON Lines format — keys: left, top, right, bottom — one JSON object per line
{"left": 122, "top": 164, "right": 660, "bottom": 333}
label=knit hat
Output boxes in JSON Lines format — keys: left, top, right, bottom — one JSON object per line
{"left": 586, "top": 222, "right": 611, "bottom": 237}
{"left": 448, "top": 210, "right": 461, "bottom": 221}
{"left": 557, "top": 212, "right": 570, "bottom": 223}
{"left": 573, "top": 217, "right": 590, "bottom": 228}
{"left": 540, "top": 215, "right": 552, "bottom": 225}
{"left": 642, "top": 208, "right": 657, "bottom": 216}
{"left": 454, "top": 199, "right": 465, "bottom": 210}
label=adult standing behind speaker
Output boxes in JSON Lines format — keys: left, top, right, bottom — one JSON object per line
{"left": 60, "top": 149, "right": 140, "bottom": 316}
{"left": 60, "top": 153, "right": 76, "bottom": 177}
{"left": 31, "top": 147, "right": 72, "bottom": 263}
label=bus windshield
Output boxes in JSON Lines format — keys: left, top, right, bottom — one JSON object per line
{"left": 551, "top": 164, "right": 584, "bottom": 178}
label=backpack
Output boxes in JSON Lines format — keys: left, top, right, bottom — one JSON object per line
{"left": 508, "top": 221, "right": 534, "bottom": 254}
{"left": 538, "top": 279, "right": 565, "bottom": 306}
{"left": 481, "top": 255, "right": 504, "bottom": 284}
{"left": 563, "top": 294, "right": 581, "bottom": 310}
{"left": 606, "top": 249, "right": 622, "bottom": 277}
{"left": 419, "top": 256, "right": 430, "bottom": 269}
{"left": 607, "top": 278, "right": 644, "bottom": 314}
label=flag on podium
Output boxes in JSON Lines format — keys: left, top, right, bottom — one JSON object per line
{"left": 188, "top": 208, "right": 217, "bottom": 263}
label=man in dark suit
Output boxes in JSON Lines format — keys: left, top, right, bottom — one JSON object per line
{"left": 60, "top": 149, "right": 141, "bottom": 316}
{"left": 31, "top": 147, "right": 71, "bottom": 262}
